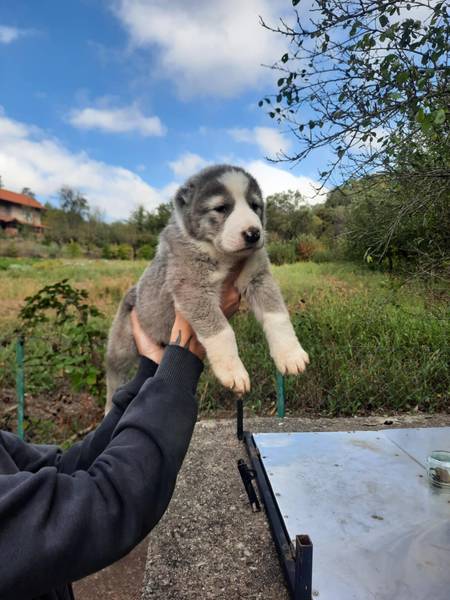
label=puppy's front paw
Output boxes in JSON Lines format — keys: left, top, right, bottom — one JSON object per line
{"left": 211, "top": 358, "right": 251, "bottom": 394}
{"left": 272, "top": 341, "right": 310, "bottom": 375}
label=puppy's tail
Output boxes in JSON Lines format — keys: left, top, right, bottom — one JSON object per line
{"left": 105, "top": 285, "right": 138, "bottom": 413}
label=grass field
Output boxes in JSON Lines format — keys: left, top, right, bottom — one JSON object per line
{"left": 0, "top": 257, "right": 448, "bottom": 425}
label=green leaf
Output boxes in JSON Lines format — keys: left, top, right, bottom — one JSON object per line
{"left": 396, "top": 71, "right": 409, "bottom": 84}
{"left": 434, "top": 108, "right": 446, "bottom": 125}
{"left": 415, "top": 108, "right": 425, "bottom": 123}
{"left": 379, "top": 15, "right": 389, "bottom": 27}
{"left": 281, "top": 53, "right": 289, "bottom": 63}
{"left": 86, "top": 369, "right": 98, "bottom": 386}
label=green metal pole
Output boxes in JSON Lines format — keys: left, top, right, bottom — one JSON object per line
{"left": 276, "top": 371, "right": 285, "bottom": 418}
{"left": 16, "top": 336, "right": 25, "bottom": 440}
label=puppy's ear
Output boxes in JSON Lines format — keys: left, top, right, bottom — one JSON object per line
{"left": 174, "top": 183, "right": 195, "bottom": 212}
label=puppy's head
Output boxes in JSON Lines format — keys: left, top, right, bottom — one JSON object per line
{"left": 174, "top": 165, "right": 265, "bottom": 255}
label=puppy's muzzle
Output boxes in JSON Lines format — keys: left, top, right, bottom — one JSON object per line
{"left": 242, "top": 227, "right": 261, "bottom": 245}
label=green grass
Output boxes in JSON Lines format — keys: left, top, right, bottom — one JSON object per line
{"left": 0, "top": 258, "right": 448, "bottom": 418}
{"left": 198, "top": 262, "right": 449, "bottom": 415}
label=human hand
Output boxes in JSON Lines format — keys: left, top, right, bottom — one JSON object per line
{"left": 130, "top": 309, "right": 165, "bottom": 364}
{"left": 221, "top": 261, "right": 243, "bottom": 319}
{"left": 221, "top": 284, "right": 241, "bottom": 319}
{"left": 169, "top": 313, "right": 206, "bottom": 361}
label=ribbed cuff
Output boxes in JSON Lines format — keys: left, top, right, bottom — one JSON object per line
{"left": 133, "top": 356, "right": 159, "bottom": 386}
{"left": 112, "top": 356, "right": 159, "bottom": 410}
{"left": 155, "top": 345, "right": 204, "bottom": 394}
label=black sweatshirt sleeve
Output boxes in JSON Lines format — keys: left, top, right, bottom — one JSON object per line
{"left": 0, "top": 346, "right": 203, "bottom": 600}
{"left": 58, "top": 356, "right": 159, "bottom": 473}
{"left": 0, "top": 356, "right": 158, "bottom": 475}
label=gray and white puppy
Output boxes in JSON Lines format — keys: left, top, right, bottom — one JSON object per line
{"left": 105, "top": 165, "right": 309, "bottom": 411}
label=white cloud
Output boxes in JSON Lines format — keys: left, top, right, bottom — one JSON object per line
{"left": 0, "top": 109, "right": 171, "bottom": 220}
{"left": 68, "top": 104, "right": 166, "bottom": 136}
{"left": 245, "top": 160, "right": 327, "bottom": 204}
{"left": 166, "top": 150, "right": 326, "bottom": 204}
{"left": 111, "top": 0, "right": 288, "bottom": 97}
{"left": 229, "top": 127, "right": 291, "bottom": 157}
{"left": 168, "top": 153, "right": 209, "bottom": 179}
{"left": 0, "top": 25, "right": 27, "bottom": 44}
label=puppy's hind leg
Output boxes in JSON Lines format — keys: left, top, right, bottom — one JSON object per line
{"left": 105, "top": 287, "right": 139, "bottom": 413}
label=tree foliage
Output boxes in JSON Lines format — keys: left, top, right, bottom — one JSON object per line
{"left": 21, "top": 187, "right": 36, "bottom": 199}
{"left": 262, "top": 0, "right": 449, "bottom": 179}
{"left": 265, "top": 190, "right": 314, "bottom": 239}
{"left": 40, "top": 186, "right": 172, "bottom": 257}
{"left": 262, "top": 0, "right": 449, "bottom": 275}
{"left": 59, "top": 187, "right": 90, "bottom": 222}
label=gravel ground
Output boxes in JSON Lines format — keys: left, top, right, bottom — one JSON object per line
{"left": 141, "top": 413, "right": 450, "bottom": 600}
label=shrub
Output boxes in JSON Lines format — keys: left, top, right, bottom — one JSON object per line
{"left": 311, "top": 248, "right": 333, "bottom": 263}
{"left": 47, "top": 242, "right": 61, "bottom": 258}
{"left": 117, "top": 244, "right": 133, "bottom": 260}
{"left": 136, "top": 243, "right": 156, "bottom": 260}
{"left": 1, "top": 241, "right": 19, "bottom": 257}
{"left": 0, "top": 239, "right": 63, "bottom": 259}
{"left": 18, "top": 279, "right": 107, "bottom": 399}
{"left": 267, "top": 241, "right": 297, "bottom": 265}
{"left": 102, "top": 244, "right": 119, "bottom": 259}
{"left": 84, "top": 245, "right": 102, "bottom": 259}
{"left": 63, "top": 241, "right": 83, "bottom": 258}
{"left": 296, "top": 234, "right": 323, "bottom": 261}
{"left": 23, "top": 241, "right": 49, "bottom": 258}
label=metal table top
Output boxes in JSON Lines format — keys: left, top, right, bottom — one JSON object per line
{"left": 254, "top": 427, "right": 450, "bottom": 600}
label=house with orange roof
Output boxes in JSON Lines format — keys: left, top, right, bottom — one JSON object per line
{"left": 0, "top": 188, "right": 45, "bottom": 236}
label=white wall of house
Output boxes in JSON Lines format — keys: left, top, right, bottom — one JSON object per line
{"left": 0, "top": 201, "right": 42, "bottom": 226}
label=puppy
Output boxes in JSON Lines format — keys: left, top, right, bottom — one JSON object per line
{"left": 105, "top": 165, "right": 309, "bottom": 411}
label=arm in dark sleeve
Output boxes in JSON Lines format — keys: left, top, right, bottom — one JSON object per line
{"left": 58, "top": 356, "right": 158, "bottom": 473}
{"left": 0, "top": 357, "right": 158, "bottom": 475}
{"left": 0, "top": 346, "right": 202, "bottom": 600}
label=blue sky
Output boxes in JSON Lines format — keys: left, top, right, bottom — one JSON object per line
{"left": 0, "top": 0, "right": 329, "bottom": 220}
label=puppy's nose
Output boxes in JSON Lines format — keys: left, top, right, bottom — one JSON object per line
{"left": 243, "top": 227, "right": 261, "bottom": 244}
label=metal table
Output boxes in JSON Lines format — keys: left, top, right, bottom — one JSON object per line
{"left": 242, "top": 427, "right": 450, "bottom": 600}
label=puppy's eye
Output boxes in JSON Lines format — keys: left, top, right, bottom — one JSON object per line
{"left": 250, "top": 202, "right": 260, "bottom": 212}
{"left": 214, "top": 205, "right": 227, "bottom": 213}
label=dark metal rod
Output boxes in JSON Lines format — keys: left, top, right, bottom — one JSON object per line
{"left": 236, "top": 398, "right": 243, "bottom": 440}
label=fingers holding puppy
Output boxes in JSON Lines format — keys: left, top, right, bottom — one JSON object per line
{"left": 130, "top": 309, "right": 164, "bottom": 364}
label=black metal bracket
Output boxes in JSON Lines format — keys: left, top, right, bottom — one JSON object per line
{"left": 243, "top": 432, "right": 313, "bottom": 600}
{"left": 235, "top": 398, "right": 313, "bottom": 597}
{"left": 237, "top": 459, "right": 261, "bottom": 512}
